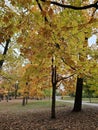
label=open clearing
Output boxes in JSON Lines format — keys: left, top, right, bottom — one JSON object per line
{"left": 0, "top": 99, "right": 98, "bottom": 130}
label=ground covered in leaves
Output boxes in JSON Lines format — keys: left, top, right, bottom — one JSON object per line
{"left": 0, "top": 100, "right": 98, "bottom": 130}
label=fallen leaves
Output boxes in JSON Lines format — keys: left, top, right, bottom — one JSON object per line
{"left": 0, "top": 106, "right": 98, "bottom": 130}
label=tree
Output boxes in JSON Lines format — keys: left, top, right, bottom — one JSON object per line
{"left": 1, "top": 0, "right": 98, "bottom": 115}
{"left": 16, "top": 0, "right": 98, "bottom": 114}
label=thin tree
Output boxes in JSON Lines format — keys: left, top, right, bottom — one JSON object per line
{"left": 0, "top": 39, "right": 10, "bottom": 68}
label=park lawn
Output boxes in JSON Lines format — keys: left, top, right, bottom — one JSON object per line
{"left": 82, "top": 98, "right": 98, "bottom": 103}
{"left": 62, "top": 96, "right": 98, "bottom": 103}
{"left": 0, "top": 97, "right": 97, "bottom": 114}
{"left": 0, "top": 99, "right": 67, "bottom": 113}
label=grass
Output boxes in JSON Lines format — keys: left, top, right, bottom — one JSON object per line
{"left": 62, "top": 96, "right": 98, "bottom": 103}
{"left": 0, "top": 99, "right": 67, "bottom": 113}
{"left": 0, "top": 97, "right": 97, "bottom": 114}
{"left": 62, "top": 96, "right": 74, "bottom": 100}
{"left": 82, "top": 98, "right": 98, "bottom": 103}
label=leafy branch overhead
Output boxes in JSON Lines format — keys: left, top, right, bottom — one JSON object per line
{"left": 40, "top": 0, "right": 98, "bottom": 10}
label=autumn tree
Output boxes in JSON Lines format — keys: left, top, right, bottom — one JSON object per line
{"left": 0, "top": 0, "right": 21, "bottom": 99}
{"left": 1, "top": 0, "right": 98, "bottom": 117}
{"left": 17, "top": 0, "right": 98, "bottom": 114}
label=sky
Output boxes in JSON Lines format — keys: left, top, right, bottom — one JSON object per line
{"left": 88, "top": 35, "right": 97, "bottom": 47}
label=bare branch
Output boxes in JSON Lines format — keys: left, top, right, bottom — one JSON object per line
{"left": 61, "top": 57, "right": 76, "bottom": 71}
{"left": 57, "top": 73, "right": 76, "bottom": 82}
{"left": 0, "top": 43, "right": 5, "bottom": 48}
{"left": 41, "top": 0, "right": 98, "bottom": 10}
{"left": 36, "top": 0, "right": 48, "bottom": 22}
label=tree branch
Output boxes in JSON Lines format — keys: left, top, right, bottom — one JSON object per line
{"left": 41, "top": 0, "right": 98, "bottom": 10}
{"left": 3, "top": 39, "right": 10, "bottom": 55}
{"left": 61, "top": 57, "right": 76, "bottom": 71}
{"left": 0, "top": 43, "right": 5, "bottom": 48}
{"left": 0, "top": 39, "right": 10, "bottom": 68}
{"left": 57, "top": 73, "right": 76, "bottom": 82}
{"left": 36, "top": 0, "right": 48, "bottom": 22}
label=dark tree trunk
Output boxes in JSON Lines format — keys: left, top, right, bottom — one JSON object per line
{"left": 6, "top": 95, "right": 9, "bottom": 102}
{"left": 0, "top": 94, "right": 1, "bottom": 102}
{"left": 51, "top": 64, "right": 57, "bottom": 119}
{"left": 26, "top": 96, "right": 28, "bottom": 104}
{"left": 22, "top": 97, "right": 26, "bottom": 106}
{"left": 15, "top": 84, "right": 18, "bottom": 99}
{"left": 0, "top": 39, "right": 10, "bottom": 102}
{"left": 15, "top": 90, "right": 17, "bottom": 99}
{"left": 73, "top": 77, "right": 83, "bottom": 112}
{"left": 0, "top": 39, "right": 10, "bottom": 68}
{"left": 51, "top": 83, "right": 56, "bottom": 119}
{"left": 0, "top": 39, "right": 10, "bottom": 103}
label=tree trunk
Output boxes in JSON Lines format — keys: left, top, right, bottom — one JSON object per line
{"left": 51, "top": 65, "right": 56, "bottom": 119}
{"left": 15, "top": 84, "right": 18, "bottom": 99}
{"left": 22, "top": 97, "right": 26, "bottom": 106}
{"left": 15, "top": 91, "right": 17, "bottom": 99}
{"left": 26, "top": 96, "right": 28, "bottom": 104}
{"left": 51, "top": 83, "right": 56, "bottom": 119}
{"left": 0, "top": 39, "right": 10, "bottom": 68}
{"left": 73, "top": 77, "right": 83, "bottom": 112}
{"left": 0, "top": 94, "right": 1, "bottom": 102}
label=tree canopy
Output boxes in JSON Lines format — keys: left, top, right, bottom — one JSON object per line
{"left": 0, "top": 0, "right": 98, "bottom": 98}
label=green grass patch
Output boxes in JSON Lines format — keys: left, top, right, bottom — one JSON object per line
{"left": 62, "top": 96, "right": 98, "bottom": 103}
{"left": 0, "top": 99, "right": 67, "bottom": 113}
{"left": 62, "top": 96, "right": 74, "bottom": 100}
{"left": 82, "top": 98, "right": 98, "bottom": 103}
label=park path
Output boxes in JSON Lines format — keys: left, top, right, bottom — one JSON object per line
{"left": 56, "top": 97, "right": 98, "bottom": 107}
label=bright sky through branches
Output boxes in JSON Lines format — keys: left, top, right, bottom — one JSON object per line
{"left": 88, "top": 35, "right": 97, "bottom": 47}
{"left": 1, "top": 0, "right": 98, "bottom": 51}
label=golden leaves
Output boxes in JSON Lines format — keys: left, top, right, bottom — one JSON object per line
{"left": 41, "top": 10, "right": 47, "bottom": 17}
{"left": 17, "top": 36, "right": 23, "bottom": 43}
{"left": 41, "top": 7, "right": 54, "bottom": 19}
{"left": 30, "top": 6, "right": 38, "bottom": 12}
{"left": 3, "top": 16, "right": 9, "bottom": 23}
{"left": 40, "top": 0, "right": 54, "bottom": 19}
{"left": 17, "top": 0, "right": 32, "bottom": 5}
{"left": 48, "top": 8, "right": 54, "bottom": 18}
{"left": 0, "top": 33, "right": 4, "bottom": 43}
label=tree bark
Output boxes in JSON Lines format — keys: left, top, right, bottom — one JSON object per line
{"left": 22, "top": 97, "right": 26, "bottom": 106}
{"left": 15, "top": 84, "right": 18, "bottom": 99}
{"left": 73, "top": 77, "right": 83, "bottom": 112}
{"left": 51, "top": 64, "right": 57, "bottom": 119}
{"left": 15, "top": 89, "right": 18, "bottom": 99}
{"left": 0, "top": 39, "right": 10, "bottom": 68}
{"left": 51, "top": 83, "right": 56, "bottom": 119}
{"left": 26, "top": 96, "right": 28, "bottom": 104}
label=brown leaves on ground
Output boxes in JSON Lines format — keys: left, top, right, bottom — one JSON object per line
{"left": 0, "top": 106, "right": 98, "bottom": 130}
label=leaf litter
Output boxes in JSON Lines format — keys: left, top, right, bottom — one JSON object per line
{"left": 0, "top": 106, "right": 98, "bottom": 130}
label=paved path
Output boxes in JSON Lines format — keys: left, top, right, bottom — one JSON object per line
{"left": 57, "top": 99, "right": 98, "bottom": 107}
